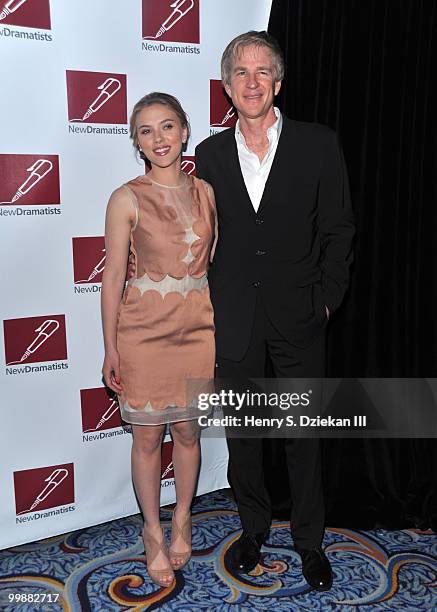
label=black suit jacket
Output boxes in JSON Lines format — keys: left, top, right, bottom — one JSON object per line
{"left": 195, "top": 117, "right": 355, "bottom": 361}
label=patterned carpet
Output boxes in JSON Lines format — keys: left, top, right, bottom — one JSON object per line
{"left": 0, "top": 490, "right": 436, "bottom": 611}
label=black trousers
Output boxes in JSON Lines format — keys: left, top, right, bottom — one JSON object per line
{"left": 217, "top": 296, "right": 325, "bottom": 550}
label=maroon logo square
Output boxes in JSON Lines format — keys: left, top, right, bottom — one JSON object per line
{"left": 72, "top": 237, "right": 106, "bottom": 284}
{"left": 0, "top": 0, "right": 51, "bottom": 30}
{"left": 14, "top": 463, "right": 74, "bottom": 515}
{"left": 0, "top": 154, "right": 60, "bottom": 206}
{"left": 161, "top": 440, "right": 174, "bottom": 480}
{"left": 3, "top": 314, "right": 67, "bottom": 366}
{"left": 142, "top": 0, "right": 199, "bottom": 44}
{"left": 80, "top": 387, "right": 123, "bottom": 432}
{"left": 210, "top": 80, "right": 237, "bottom": 128}
{"left": 66, "top": 71, "right": 127, "bottom": 125}
{"left": 181, "top": 155, "right": 196, "bottom": 176}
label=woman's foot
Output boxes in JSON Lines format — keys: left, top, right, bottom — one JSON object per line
{"left": 142, "top": 525, "right": 175, "bottom": 587}
{"left": 169, "top": 507, "right": 192, "bottom": 570}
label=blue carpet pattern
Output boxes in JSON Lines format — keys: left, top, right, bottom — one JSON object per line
{"left": 0, "top": 490, "right": 436, "bottom": 611}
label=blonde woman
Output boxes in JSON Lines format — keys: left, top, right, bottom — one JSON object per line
{"left": 101, "top": 93, "right": 216, "bottom": 587}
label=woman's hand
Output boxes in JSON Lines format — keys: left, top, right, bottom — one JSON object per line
{"left": 102, "top": 348, "right": 123, "bottom": 394}
{"left": 127, "top": 252, "right": 136, "bottom": 279}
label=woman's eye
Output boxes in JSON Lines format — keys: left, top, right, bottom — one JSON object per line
{"left": 140, "top": 129, "right": 150, "bottom": 135}
{"left": 163, "top": 123, "right": 174, "bottom": 130}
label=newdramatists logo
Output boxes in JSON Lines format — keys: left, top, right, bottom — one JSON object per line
{"left": 14, "top": 463, "right": 75, "bottom": 523}
{"left": 73, "top": 236, "right": 105, "bottom": 295}
{"left": 210, "top": 80, "right": 237, "bottom": 135}
{"left": 0, "top": 0, "right": 52, "bottom": 42}
{"left": 80, "top": 387, "right": 131, "bottom": 443}
{"left": 66, "top": 70, "right": 128, "bottom": 136}
{"left": 3, "top": 314, "right": 68, "bottom": 375}
{"left": 181, "top": 155, "right": 196, "bottom": 176}
{"left": 142, "top": 0, "right": 200, "bottom": 54}
{"left": 0, "top": 154, "right": 61, "bottom": 218}
{"left": 161, "top": 439, "right": 174, "bottom": 488}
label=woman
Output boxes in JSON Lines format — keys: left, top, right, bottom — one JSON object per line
{"left": 101, "top": 92, "right": 216, "bottom": 587}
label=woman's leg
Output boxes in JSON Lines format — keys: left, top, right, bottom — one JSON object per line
{"left": 131, "top": 423, "right": 172, "bottom": 579}
{"left": 169, "top": 419, "right": 200, "bottom": 558}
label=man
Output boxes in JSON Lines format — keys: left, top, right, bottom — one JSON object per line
{"left": 195, "top": 31, "right": 354, "bottom": 591}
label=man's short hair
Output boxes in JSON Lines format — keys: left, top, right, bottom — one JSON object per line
{"left": 221, "top": 30, "right": 285, "bottom": 86}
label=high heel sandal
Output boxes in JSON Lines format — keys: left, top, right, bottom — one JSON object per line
{"left": 142, "top": 526, "right": 175, "bottom": 587}
{"left": 169, "top": 509, "right": 192, "bottom": 570}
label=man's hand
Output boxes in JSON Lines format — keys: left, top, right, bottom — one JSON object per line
{"left": 127, "top": 253, "right": 136, "bottom": 279}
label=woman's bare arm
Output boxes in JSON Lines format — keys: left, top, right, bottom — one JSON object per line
{"left": 101, "top": 187, "right": 135, "bottom": 392}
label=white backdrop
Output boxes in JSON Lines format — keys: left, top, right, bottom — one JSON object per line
{"left": 0, "top": 0, "right": 272, "bottom": 549}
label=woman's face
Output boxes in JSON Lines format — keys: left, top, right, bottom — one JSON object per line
{"left": 136, "top": 103, "right": 187, "bottom": 169}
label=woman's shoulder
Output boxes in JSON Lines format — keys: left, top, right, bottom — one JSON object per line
{"left": 192, "top": 176, "right": 216, "bottom": 215}
{"left": 193, "top": 175, "right": 214, "bottom": 198}
{"left": 124, "top": 174, "right": 152, "bottom": 190}
{"left": 107, "top": 182, "right": 141, "bottom": 225}
{"left": 110, "top": 175, "right": 151, "bottom": 199}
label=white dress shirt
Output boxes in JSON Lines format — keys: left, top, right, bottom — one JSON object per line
{"left": 235, "top": 106, "right": 282, "bottom": 212}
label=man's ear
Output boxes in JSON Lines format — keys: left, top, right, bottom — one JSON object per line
{"left": 274, "top": 80, "right": 282, "bottom": 96}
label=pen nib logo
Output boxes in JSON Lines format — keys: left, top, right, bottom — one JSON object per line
{"left": 76, "top": 248, "right": 106, "bottom": 283}
{"left": 210, "top": 106, "right": 236, "bottom": 128}
{"left": 6, "top": 319, "right": 60, "bottom": 366}
{"left": 142, "top": 0, "right": 199, "bottom": 44}
{"left": 0, "top": 159, "right": 53, "bottom": 205}
{"left": 161, "top": 460, "right": 174, "bottom": 480}
{"left": 70, "top": 78, "right": 122, "bottom": 122}
{"left": 210, "top": 81, "right": 237, "bottom": 129}
{"left": 83, "top": 396, "right": 119, "bottom": 432}
{"left": 17, "top": 468, "right": 69, "bottom": 515}
{"left": 0, "top": 0, "right": 27, "bottom": 20}
{"left": 143, "top": 0, "right": 194, "bottom": 39}
{"left": 66, "top": 71, "right": 127, "bottom": 125}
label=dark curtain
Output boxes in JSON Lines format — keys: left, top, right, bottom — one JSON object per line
{"left": 266, "top": 0, "right": 437, "bottom": 529}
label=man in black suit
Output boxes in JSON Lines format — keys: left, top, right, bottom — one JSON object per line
{"left": 195, "top": 31, "right": 354, "bottom": 591}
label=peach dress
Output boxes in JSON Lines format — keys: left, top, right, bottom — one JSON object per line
{"left": 115, "top": 173, "right": 216, "bottom": 425}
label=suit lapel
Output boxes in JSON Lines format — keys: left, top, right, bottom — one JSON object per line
{"left": 257, "top": 118, "right": 297, "bottom": 217}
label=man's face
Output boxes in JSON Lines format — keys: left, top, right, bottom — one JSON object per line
{"left": 224, "top": 44, "right": 281, "bottom": 121}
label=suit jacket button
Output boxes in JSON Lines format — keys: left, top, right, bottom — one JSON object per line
{"left": 255, "top": 250, "right": 266, "bottom": 256}
{"left": 255, "top": 218, "right": 264, "bottom": 225}
{"left": 252, "top": 281, "right": 261, "bottom": 288}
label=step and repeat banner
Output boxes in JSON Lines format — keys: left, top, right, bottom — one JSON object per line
{"left": 0, "top": 0, "right": 272, "bottom": 549}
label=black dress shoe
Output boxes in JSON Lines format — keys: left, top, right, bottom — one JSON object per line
{"left": 298, "top": 547, "right": 333, "bottom": 591}
{"left": 229, "top": 531, "right": 266, "bottom": 573}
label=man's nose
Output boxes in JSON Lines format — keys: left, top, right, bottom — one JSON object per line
{"left": 246, "top": 73, "right": 259, "bottom": 88}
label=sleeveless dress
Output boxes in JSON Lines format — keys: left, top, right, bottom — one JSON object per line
{"left": 116, "top": 173, "right": 216, "bottom": 425}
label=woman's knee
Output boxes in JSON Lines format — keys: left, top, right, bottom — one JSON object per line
{"left": 132, "top": 425, "right": 165, "bottom": 454}
{"left": 171, "top": 421, "right": 200, "bottom": 448}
